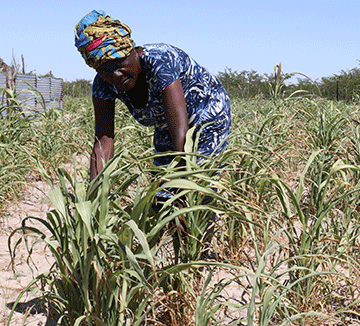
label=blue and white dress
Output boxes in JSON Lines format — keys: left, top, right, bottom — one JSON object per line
{"left": 92, "top": 43, "right": 231, "bottom": 171}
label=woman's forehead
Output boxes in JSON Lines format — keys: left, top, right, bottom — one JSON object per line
{"left": 97, "top": 58, "right": 126, "bottom": 72}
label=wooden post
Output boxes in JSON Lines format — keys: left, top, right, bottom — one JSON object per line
{"left": 0, "top": 57, "right": 19, "bottom": 110}
{"left": 21, "top": 54, "right": 26, "bottom": 74}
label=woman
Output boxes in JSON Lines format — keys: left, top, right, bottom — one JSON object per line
{"left": 75, "top": 10, "right": 231, "bottom": 198}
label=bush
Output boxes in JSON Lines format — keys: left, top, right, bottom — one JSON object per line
{"left": 63, "top": 79, "right": 92, "bottom": 98}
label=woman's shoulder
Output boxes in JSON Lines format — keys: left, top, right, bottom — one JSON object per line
{"left": 141, "top": 43, "right": 189, "bottom": 60}
{"left": 142, "top": 43, "right": 182, "bottom": 52}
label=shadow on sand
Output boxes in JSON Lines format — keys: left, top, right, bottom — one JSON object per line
{"left": 6, "top": 298, "right": 59, "bottom": 326}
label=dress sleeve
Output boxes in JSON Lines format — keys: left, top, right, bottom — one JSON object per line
{"left": 92, "top": 74, "right": 117, "bottom": 101}
{"left": 150, "top": 45, "right": 182, "bottom": 91}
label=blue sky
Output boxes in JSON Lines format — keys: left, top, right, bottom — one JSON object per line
{"left": 1, "top": 0, "right": 359, "bottom": 82}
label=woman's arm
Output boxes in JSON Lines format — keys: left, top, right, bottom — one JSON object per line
{"left": 90, "top": 96, "right": 115, "bottom": 181}
{"left": 162, "top": 78, "right": 189, "bottom": 153}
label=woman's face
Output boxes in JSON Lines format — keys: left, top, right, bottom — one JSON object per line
{"left": 96, "top": 49, "right": 141, "bottom": 92}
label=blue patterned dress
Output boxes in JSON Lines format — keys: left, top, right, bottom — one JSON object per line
{"left": 93, "top": 43, "right": 231, "bottom": 195}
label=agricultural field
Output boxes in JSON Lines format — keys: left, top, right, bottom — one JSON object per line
{"left": 1, "top": 86, "right": 360, "bottom": 325}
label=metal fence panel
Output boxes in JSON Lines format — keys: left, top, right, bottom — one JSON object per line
{"left": 0, "top": 72, "right": 6, "bottom": 88}
{"left": 51, "top": 78, "right": 64, "bottom": 108}
{"left": 0, "top": 73, "right": 63, "bottom": 108}
{"left": 15, "top": 74, "right": 37, "bottom": 108}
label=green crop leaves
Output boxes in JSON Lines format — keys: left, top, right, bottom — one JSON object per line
{"left": 5, "top": 88, "right": 360, "bottom": 325}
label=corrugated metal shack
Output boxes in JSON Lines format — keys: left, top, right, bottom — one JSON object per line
{"left": 0, "top": 72, "right": 63, "bottom": 108}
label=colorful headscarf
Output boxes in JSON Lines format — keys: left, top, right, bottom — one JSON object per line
{"left": 74, "top": 10, "right": 134, "bottom": 69}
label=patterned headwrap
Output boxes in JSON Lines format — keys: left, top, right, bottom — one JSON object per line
{"left": 74, "top": 10, "right": 134, "bottom": 69}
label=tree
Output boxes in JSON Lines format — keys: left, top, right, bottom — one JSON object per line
{"left": 63, "top": 79, "right": 92, "bottom": 97}
{"left": 40, "top": 70, "right": 56, "bottom": 78}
